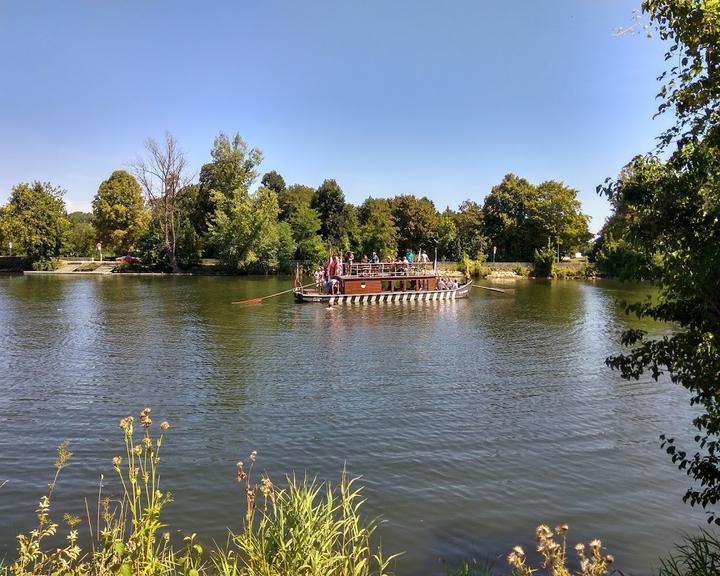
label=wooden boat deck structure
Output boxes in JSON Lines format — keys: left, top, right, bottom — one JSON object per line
{"left": 294, "top": 262, "right": 472, "bottom": 304}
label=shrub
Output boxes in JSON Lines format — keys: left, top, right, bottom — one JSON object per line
{"left": 30, "top": 258, "right": 63, "bottom": 271}
{"left": 532, "top": 241, "right": 555, "bottom": 278}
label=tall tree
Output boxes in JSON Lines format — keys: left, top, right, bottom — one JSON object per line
{"left": 191, "top": 133, "right": 264, "bottom": 243}
{"left": 209, "top": 186, "right": 283, "bottom": 272}
{"left": 92, "top": 170, "right": 148, "bottom": 254}
{"left": 482, "top": 174, "right": 535, "bottom": 260}
{"left": 436, "top": 209, "right": 458, "bottom": 260}
{"left": 261, "top": 170, "right": 286, "bottom": 194}
{"left": 358, "top": 197, "right": 398, "bottom": 259}
{"left": 388, "top": 195, "right": 439, "bottom": 253}
{"left": 602, "top": 0, "right": 720, "bottom": 522}
{"left": 288, "top": 203, "right": 325, "bottom": 263}
{"left": 0, "top": 182, "right": 68, "bottom": 262}
{"left": 311, "top": 179, "right": 347, "bottom": 248}
{"left": 278, "top": 184, "right": 315, "bottom": 221}
{"left": 132, "top": 133, "right": 191, "bottom": 271}
{"left": 533, "top": 181, "right": 591, "bottom": 256}
{"left": 454, "top": 200, "right": 488, "bottom": 260}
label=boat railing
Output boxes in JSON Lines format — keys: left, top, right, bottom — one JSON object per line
{"left": 342, "top": 261, "right": 437, "bottom": 277}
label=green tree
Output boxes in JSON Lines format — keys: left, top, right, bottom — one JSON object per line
{"left": 533, "top": 181, "right": 591, "bottom": 256}
{"left": 64, "top": 212, "right": 96, "bottom": 256}
{"left": 261, "top": 170, "right": 286, "bottom": 194}
{"left": 482, "top": 174, "right": 535, "bottom": 260}
{"left": 288, "top": 203, "right": 325, "bottom": 263}
{"left": 454, "top": 200, "right": 488, "bottom": 260}
{"left": 92, "top": 170, "right": 148, "bottom": 254}
{"left": 601, "top": 0, "right": 720, "bottom": 523}
{"left": 276, "top": 220, "right": 297, "bottom": 271}
{"left": 278, "top": 184, "right": 315, "bottom": 221}
{"left": 436, "top": 209, "right": 458, "bottom": 260}
{"left": 191, "top": 133, "right": 263, "bottom": 245}
{"left": 358, "top": 198, "right": 398, "bottom": 259}
{"left": 311, "top": 179, "right": 347, "bottom": 248}
{"left": 388, "top": 194, "right": 439, "bottom": 254}
{"left": 209, "top": 186, "right": 283, "bottom": 272}
{"left": 0, "top": 181, "right": 69, "bottom": 262}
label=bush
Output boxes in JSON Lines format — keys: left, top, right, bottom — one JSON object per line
{"left": 532, "top": 241, "right": 555, "bottom": 278}
{"left": 30, "top": 258, "right": 63, "bottom": 271}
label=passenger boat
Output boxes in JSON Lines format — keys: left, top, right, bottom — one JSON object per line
{"left": 293, "top": 262, "right": 472, "bottom": 304}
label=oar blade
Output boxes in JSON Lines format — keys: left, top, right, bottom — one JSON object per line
{"left": 232, "top": 297, "right": 265, "bottom": 305}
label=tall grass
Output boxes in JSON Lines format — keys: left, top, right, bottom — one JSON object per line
{"left": 5, "top": 408, "right": 396, "bottom": 576}
{"left": 657, "top": 530, "right": 720, "bottom": 576}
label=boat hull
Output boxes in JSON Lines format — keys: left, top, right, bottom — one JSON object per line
{"left": 294, "top": 281, "right": 472, "bottom": 304}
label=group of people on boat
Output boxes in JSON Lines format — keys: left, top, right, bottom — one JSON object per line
{"left": 437, "top": 277, "right": 461, "bottom": 290}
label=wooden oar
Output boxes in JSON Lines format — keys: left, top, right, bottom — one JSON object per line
{"left": 233, "top": 282, "right": 314, "bottom": 305}
{"left": 473, "top": 284, "right": 513, "bottom": 294}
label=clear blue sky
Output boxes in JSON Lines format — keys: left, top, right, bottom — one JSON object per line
{"left": 0, "top": 0, "right": 669, "bottom": 233}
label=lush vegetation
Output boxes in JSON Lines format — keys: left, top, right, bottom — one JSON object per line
{"left": 0, "top": 135, "right": 592, "bottom": 271}
{"left": 594, "top": 0, "right": 720, "bottom": 526}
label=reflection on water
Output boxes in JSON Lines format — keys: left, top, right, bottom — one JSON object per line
{"left": 0, "top": 276, "right": 703, "bottom": 575}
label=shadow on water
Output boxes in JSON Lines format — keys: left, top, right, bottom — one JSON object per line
{"left": 0, "top": 276, "right": 705, "bottom": 575}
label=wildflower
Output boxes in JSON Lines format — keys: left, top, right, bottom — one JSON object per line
{"left": 140, "top": 407, "right": 152, "bottom": 428}
{"left": 575, "top": 542, "right": 585, "bottom": 554}
{"left": 556, "top": 524, "right": 569, "bottom": 535}
{"left": 250, "top": 450, "right": 257, "bottom": 462}
{"left": 589, "top": 539, "right": 602, "bottom": 551}
{"left": 142, "top": 436, "right": 152, "bottom": 449}
{"left": 133, "top": 445, "right": 142, "bottom": 456}
{"left": 536, "top": 524, "right": 553, "bottom": 541}
{"left": 606, "top": 554, "right": 614, "bottom": 564}
{"left": 163, "top": 532, "right": 171, "bottom": 543}
{"left": 259, "top": 477, "right": 273, "bottom": 496}
{"left": 160, "top": 421, "right": 170, "bottom": 431}
{"left": 112, "top": 456, "right": 122, "bottom": 467}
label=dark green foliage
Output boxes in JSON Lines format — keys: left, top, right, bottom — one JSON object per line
{"left": 483, "top": 174, "right": 590, "bottom": 261}
{"left": 389, "top": 194, "right": 439, "bottom": 253}
{"left": 533, "top": 239, "right": 555, "bottom": 277}
{"left": 136, "top": 223, "right": 171, "bottom": 270}
{"left": 455, "top": 200, "right": 488, "bottom": 261}
{"left": 311, "top": 179, "right": 348, "bottom": 248}
{"left": 64, "top": 212, "right": 96, "bottom": 257}
{"left": 261, "top": 170, "right": 286, "bottom": 194}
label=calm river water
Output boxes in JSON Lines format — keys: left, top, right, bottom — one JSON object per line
{"left": 0, "top": 275, "right": 707, "bottom": 574}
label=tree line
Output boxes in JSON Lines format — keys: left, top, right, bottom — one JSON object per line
{"left": 0, "top": 134, "right": 592, "bottom": 272}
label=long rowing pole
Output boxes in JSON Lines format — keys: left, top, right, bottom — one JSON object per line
{"left": 233, "top": 282, "right": 314, "bottom": 305}
{"left": 473, "top": 284, "right": 513, "bottom": 294}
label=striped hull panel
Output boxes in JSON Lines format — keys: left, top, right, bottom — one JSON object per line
{"left": 294, "top": 283, "right": 472, "bottom": 304}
